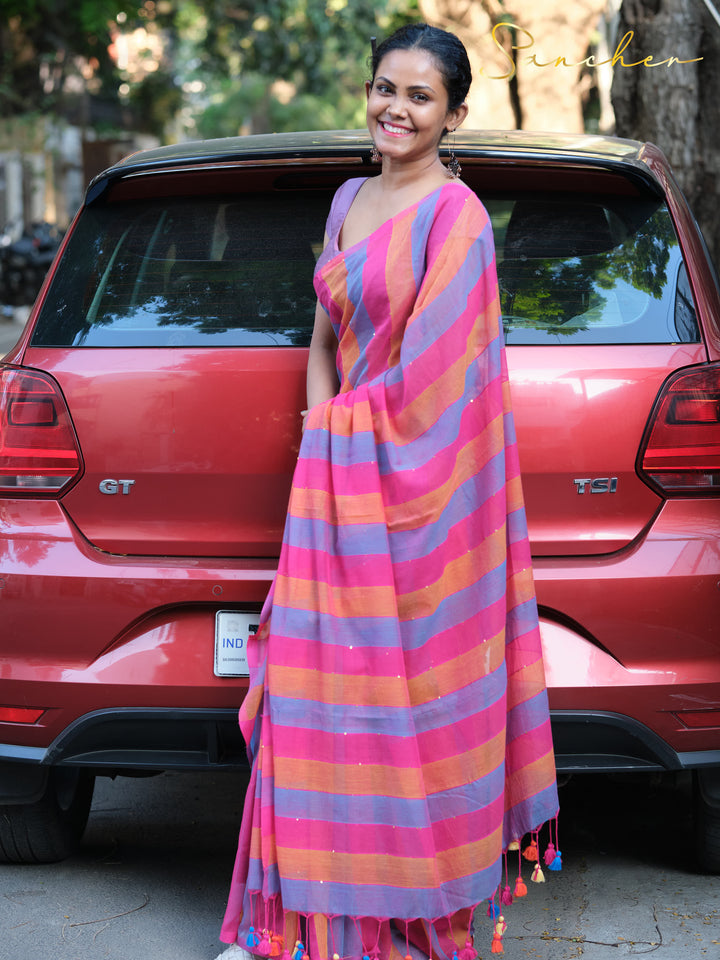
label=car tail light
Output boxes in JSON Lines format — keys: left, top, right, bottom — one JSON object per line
{"left": 0, "top": 366, "right": 82, "bottom": 495}
{"left": 638, "top": 363, "right": 720, "bottom": 495}
{"left": 0, "top": 706, "right": 45, "bottom": 723}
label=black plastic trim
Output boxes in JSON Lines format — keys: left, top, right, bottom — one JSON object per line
{"left": 44, "top": 708, "right": 246, "bottom": 772}
{"left": 2, "top": 709, "right": 718, "bottom": 787}
{"left": 551, "top": 710, "right": 701, "bottom": 773}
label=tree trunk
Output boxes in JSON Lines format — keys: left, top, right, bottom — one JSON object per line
{"left": 612, "top": 0, "right": 720, "bottom": 265}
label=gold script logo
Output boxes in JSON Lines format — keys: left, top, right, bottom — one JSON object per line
{"left": 485, "top": 23, "right": 703, "bottom": 81}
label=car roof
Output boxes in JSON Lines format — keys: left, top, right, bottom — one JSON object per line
{"left": 85, "top": 128, "right": 663, "bottom": 203}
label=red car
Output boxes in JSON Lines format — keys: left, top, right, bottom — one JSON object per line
{"left": 1, "top": 130, "right": 719, "bottom": 868}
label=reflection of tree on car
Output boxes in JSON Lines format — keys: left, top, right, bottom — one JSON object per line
{"left": 496, "top": 198, "right": 681, "bottom": 342}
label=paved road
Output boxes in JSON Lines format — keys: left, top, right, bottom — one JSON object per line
{"left": 1, "top": 770, "right": 718, "bottom": 960}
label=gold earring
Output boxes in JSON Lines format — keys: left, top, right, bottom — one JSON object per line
{"left": 370, "top": 143, "right": 381, "bottom": 162}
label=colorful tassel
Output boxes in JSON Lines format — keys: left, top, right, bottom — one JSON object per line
{"left": 257, "top": 931, "right": 272, "bottom": 956}
{"left": 501, "top": 885, "right": 513, "bottom": 906}
{"left": 514, "top": 875, "right": 527, "bottom": 897}
{"left": 490, "top": 915, "right": 507, "bottom": 954}
{"left": 458, "top": 937, "right": 476, "bottom": 960}
{"left": 549, "top": 848, "right": 563, "bottom": 871}
{"left": 531, "top": 863, "right": 546, "bottom": 883}
{"left": 507, "top": 839, "right": 520, "bottom": 851}
{"left": 270, "top": 935, "right": 284, "bottom": 957}
{"left": 247, "top": 927, "right": 261, "bottom": 949}
{"left": 522, "top": 838, "right": 538, "bottom": 861}
{"left": 486, "top": 901, "right": 501, "bottom": 920}
{"left": 543, "top": 842, "right": 556, "bottom": 866}
{"left": 292, "top": 942, "right": 305, "bottom": 960}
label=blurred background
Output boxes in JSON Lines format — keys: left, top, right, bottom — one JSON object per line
{"left": 1, "top": 0, "right": 719, "bottom": 310}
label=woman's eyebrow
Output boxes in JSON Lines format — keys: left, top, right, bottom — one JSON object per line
{"left": 376, "top": 76, "right": 437, "bottom": 93}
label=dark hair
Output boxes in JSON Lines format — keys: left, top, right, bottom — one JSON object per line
{"left": 370, "top": 23, "right": 472, "bottom": 110}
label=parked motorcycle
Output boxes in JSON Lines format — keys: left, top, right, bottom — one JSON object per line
{"left": 0, "top": 221, "right": 64, "bottom": 307}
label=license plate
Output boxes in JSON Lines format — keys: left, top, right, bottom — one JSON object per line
{"left": 214, "top": 611, "right": 258, "bottom": 677}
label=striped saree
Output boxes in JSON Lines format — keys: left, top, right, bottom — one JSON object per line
{"left": 220, "top": 178, "right": 558, "bottom": 960}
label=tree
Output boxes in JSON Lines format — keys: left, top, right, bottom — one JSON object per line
{"left": 611, "top": 0, "right": 720, "bottom": 265}
{"left": 0, "top": 0, "right": 137, "bottom": 121}
{"left": 152, "top": 0, "right": 420, "bottom": 139}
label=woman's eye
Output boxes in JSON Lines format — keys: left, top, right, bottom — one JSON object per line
{"left": 412, "top": 94, "right": 429, "bottom": 102}
{"left": 377, "top": 84, "right": 393, "bottom": 94}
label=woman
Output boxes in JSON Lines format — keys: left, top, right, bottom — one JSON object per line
{"left": 217, "top": 23, "right": 558, "bottom": 960}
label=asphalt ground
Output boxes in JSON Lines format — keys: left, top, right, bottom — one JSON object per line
{"left": 0, "top": 770, "right": 718, "bottom": 960}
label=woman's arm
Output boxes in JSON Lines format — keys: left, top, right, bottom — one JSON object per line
{"left": 303, "top": 299, "right": 339, "bottom": 427}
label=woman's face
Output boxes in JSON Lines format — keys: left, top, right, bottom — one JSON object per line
{"left": 366, "top": 48, "right": 466, "bottom": 164}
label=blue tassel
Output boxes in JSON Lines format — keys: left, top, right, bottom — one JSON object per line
{"left": 247, "top": 927, "right": 261, "bottom": 949}
{"left": 292, "top": 942, "right": 305, "bottom": 960}
{"left": 549, "top": 849, "right": 562, "bottom": 871}
{"left": 486, "top": 901, "right": 501, "bottom": 920}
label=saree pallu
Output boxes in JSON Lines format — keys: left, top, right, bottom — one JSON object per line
{"left": 221, "top": 178, "right": 558, "bottom": 960}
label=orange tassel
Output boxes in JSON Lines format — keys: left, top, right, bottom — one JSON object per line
{"left": 491, "top": 916, "right": 507, "bottom": 953}
{"left": 514, "top": 875, "right": 527, "bottom": 897}
{"left": 522, "top": 839, "right": 538, "bottom": 861}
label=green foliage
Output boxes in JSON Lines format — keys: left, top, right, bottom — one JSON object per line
{"left": 0, "top": 0, "right": 137, "bottom": 117}
{"left": 170, "top": 0, "right": 420, "bottom": 137}
{"left": 0, "top": 0, "right": 420, "bottom": 136}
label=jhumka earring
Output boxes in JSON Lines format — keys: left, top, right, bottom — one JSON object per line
{"left": 371, "top": 143, "right": 381, "bottom": 162}
{"left": 448, "top": 129, "right": 461, "bottom": 178}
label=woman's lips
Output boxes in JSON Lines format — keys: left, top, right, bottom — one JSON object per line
{"left": 379, "top": 121, "right": 413, "bottom": 137}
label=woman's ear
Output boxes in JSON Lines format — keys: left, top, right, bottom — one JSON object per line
{"left": 447, "top": 102, "right": 469, "bottom": 131}
{"left": 365, "top": 80, "right": 373, "bottom": 100}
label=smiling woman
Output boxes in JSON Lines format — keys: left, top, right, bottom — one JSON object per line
{"left": 216, "top": 23, "right": 558, "bottom": 960}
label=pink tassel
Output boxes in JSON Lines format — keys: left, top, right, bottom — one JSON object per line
{"left": 458, "top": 938, "right": 476, "bottom": 960}
{"left": 543, "top": 842, "right": 556, "bottom": 866}
{"left": 256, "top": 931, "right": 272, "bottom": 957}
{"left": 501, "top": 884, "right": 513, "bottom": 906}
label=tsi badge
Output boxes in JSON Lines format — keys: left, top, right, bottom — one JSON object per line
{"left": 99, "top": 478, "right": 136, "bottom": 495}
{"left": 573, "top": 477, "right": 618, "bottom": 494}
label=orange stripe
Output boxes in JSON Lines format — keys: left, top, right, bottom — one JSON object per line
{"left": 419, "top": 727, "right": 506, "bottom": 795}
{"left": 288, "top": 486, "right": 386, "bottom": 523}
{"left": 274, "top": 824, "right": 502, "bottom": 887}
{"left": 397, "top": 524, "right": 506, "bottom": 620}
{"left": 505, "top": 750, "right": 557, "bottom": 809}
{"left": 406, "top": 630, "right": 505, "bottom": 704}
{"left": 506, "top": 660, "right": 550, "bottom": 712}
{"left": 274, "top": 575, "right": 398, "bottom": 618}
{"left": 384, "top": 416, "right": 505, "bottom": 531}
{"left": 273, "top": 754, "right": 425, "bottom": 799}
{"left": 269, "top": 663, "right": 408, "bottom": 708}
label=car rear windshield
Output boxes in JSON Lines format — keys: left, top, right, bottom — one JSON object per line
{"left": 32, "top": 187, "right": 699, "bottom": 347}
